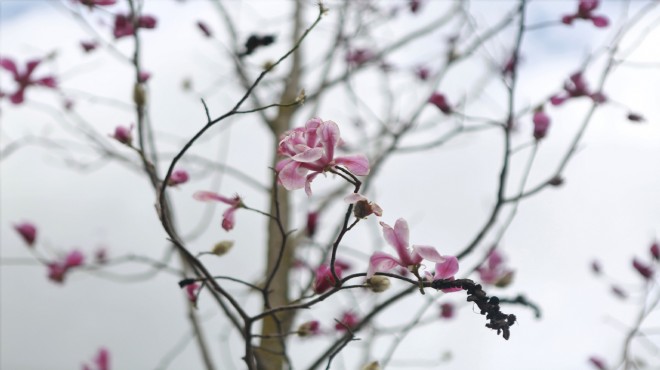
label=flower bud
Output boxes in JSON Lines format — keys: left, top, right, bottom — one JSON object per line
{"left": 111, "top": 125, "right": 133, "bottom": 145}
{"left": 361, "top": 361, "right": 381, "bottom": 370}
{"left": 494, "top": 270, "right": 515, "bottom": 288}
{"left": 167, "top": 169, "right": 189, "bottom": 187}
{"left": 633, "top": 258, "right": 654, "bottom": 280}
{"left": 211, "top": 241, "right": 234, "bottom": 256}
{"left": 133, "top": 83, "right": 146, "bottom": 106}
{"left": 428, "top": 92, "right": 452, "bottom": 114}
{"left": 297, "top": 320, "right": 320, "bottom": 337}
{"left": 367, "top": 276, "right": 391, "bottom": 293}
{"left": 650, "top": 241, "right": 659, "bottom": 261}
{"left": 533, "top": 107, "right": 551, "bottom": 140}
{"left": 14, "top": 222, "right": 37, "bottom": 246}
{"left": 439, "top": 302, "right": 454, "bottom": 319}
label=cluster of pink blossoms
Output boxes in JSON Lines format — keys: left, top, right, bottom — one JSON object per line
{"left": 0, "top": 57, "right": 57, "bottom": 105}
{"left": 550, "top": 71, "right": 605, "bottom": 106}
{"left": 276, "top": 118, "right": 370, "bottom": 196}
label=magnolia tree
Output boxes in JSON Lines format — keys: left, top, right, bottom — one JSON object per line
{"left": 2, "top": 0, "right": 659, "bottom": 369}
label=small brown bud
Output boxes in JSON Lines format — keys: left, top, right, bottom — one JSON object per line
{"left": 211, "top": 241, "right": 234, "bottom": 256}
{"left": 367, "top": 276, "right": 391, "bottom": 293}
{"left": 361, "top": 361, "right": 381, "bottom": 370}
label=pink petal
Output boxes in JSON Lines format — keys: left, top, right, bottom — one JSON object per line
{"left": 592, "top": 16, "right": 609, "bottom": 28}
{"left": 304, "top": 172, "right": 321, "bottom": 197}
{"left": 434, "top": 256, "right": 459, "bottom": 279}
{"left": 221, "top": 207, "right": 237, "bottom": 231}
{"left": 193, "top": 191, "right": 235, "bottom": 205}
{"left": 65, "top": 250, "right": 85, "bottom": 267}
{"left": 0, "top": 58, "right": 19, "bottom": 77}
{"left": 380, "top": 220, "right": 410, "bottom": 263}
{"left": 319, "top": 120, "right": 341, "bottom": 160}
{"left": 366, "top": 251, "right": 402, "bottom": 278}
{"left": 278, "top": 160, "right": 308, "bottom": 190}
{"left": 335, "top": 154, "right": 370, "bottom": 176}
{"left": 292, "top": 147, "right": 324, "bottom": 163}
{"left": 412, "top": 245, "right": 446, "bottom": 264}
{"left": 344, "top": 193, "right": 367, "bottom": 204}
{"left": 96, "top": 348, "right": 110, "bottom": 370}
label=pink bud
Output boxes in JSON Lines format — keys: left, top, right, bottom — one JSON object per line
{"left": 439, "top": 302, "right": 454, "bottom": 319}
{"left": 428, "top": 92, "right": 452, "bottom": 114}
{"left": 414, "top": 66, "right": 430, "bottom": 80}
{"left": 591, "top": 16, "right": 609, "bottom": 28}
{"left": 168, "top": 169, "right": 189, "bottom": 187}
{"left": 14, "top": 222, "right": 37, "bottom": 246}
{"left": 533, "top": 109, "right": 551, "bottom": 140}
{"left": 632, "top": 258, "right": 654, "bottom": 280}
{"left": 335, "top": 311, "right": 359, "bottom": 331}
{"left": 185, "top": 282, "right": 200, "bottom": 304}
{"left": 297, "top": 320, "right": 320, "bottom": 336}
{"left": 111, "top": 125, "right": 133, "bottom": 145}
{"left": 313, "top": 264, "right": 341, "bottom": 294}
{"left": 588, "top": 356, "right": 607, "bottom": 370}
{"left": 65, "top": 250, "right": 84, "bottom": 268}
{"left": 138, "top": 71, "right": 151, "bottom": 83}
{"left": 138, "top": 15, "right": 157, "bottom": 29}
{"left": 650, "top": 241, "right": 659, "bottom": 261}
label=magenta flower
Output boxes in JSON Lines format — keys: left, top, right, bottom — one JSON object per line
{"left": 47, "top": 250, "right": 84, "bottom": 284}
{"left": 82, "top": 347, "right": 110, "bottom": 370}
{"left": 345, "top": 48, "right": 374, "bottom": 67}
{"left": 113, "top": 14, "right": 157, "bottom": 39}
{"left": 110, "top": 124, "right": 133, "bottom": 145}
{"left": 344, "top": 193, "right": 383, "bottom": 219}
{"left": 532, "top": 108, "right": 551, "bottom": 140}
{"left": 185, "top": 282, "right": 200, "bottom": 305}
{"left": 366, "top": 218, "right": 452, "bottom": 279}
{"left": 428, "top": 92, "right": 452, "bottom": 114}
{"left": 550, "top": 72, "right": 605, "bottom": 106}
{"left": 167, "top": 169, "right": 189, "bottom": 187}
{"left": 439, "top": 302, "right": 454, "bottom": 319}
{"left": 14, "top": 222, "right": 37, "bottom": 246}
{"left": 562, "top": 0, "right": 609, "bottom": 28}
{"left": 77, "top": 0, "right": 116, "bottom": 6}
{"left": 335, "top": 311, "right": 359, "bottom": 331}
{"left": 276, "top": 118, "right": 370, "bottom": 196}
{"left": 632, "top": 258, "right": 654, "bottom": 280}
{"left": 297, "top": 320, "right": 321, "bottom": 336}
{"left": 0, "top": 57, "right": 57, "bottom": 105}
{"left": 313, "top": 263, "right": 342, "bottom": 294}
{"left": 197, "top": 21, "right": 212, "bottom": 38}
{"left": 138, "top": 71, "right": 151, "bottom": 83}
{"left": 193, "top": 191, "right": 242, "bottom": 231}
{"left": 477, "top": 249, "right": 514, "bottom": 287}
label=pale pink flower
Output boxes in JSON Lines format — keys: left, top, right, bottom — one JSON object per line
{"left": 138, "top": 71, "right": 151, "bottom": 83}
{"left": 562, "top": 0, "right": 609, "bottom": 28}
{"left": 366, "top": 218, "right": 452, "bottom": 279}
{"left": 276, "top": 118, "right": 370, "bottom": 196}
{"left": 344, "top": 193, "right": 383, "bottom": 218}
{"left": 193, "top": 191, "right": 242, "bottom": 231}
{"left": 0, "top": 57, "right": 57, "bottom": 105}
{"left": 14, "top": 222, "right": 37, "bottom": 246}
{"left": 167, "top": 169, "right": 189, "bottom": 187}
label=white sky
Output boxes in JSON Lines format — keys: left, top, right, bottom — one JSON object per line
{"left": 1, "top": 1, "right": 659, "bottom": 369}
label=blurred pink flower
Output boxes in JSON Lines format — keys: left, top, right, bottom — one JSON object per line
{"left": 276, "top": 118, "right": 369, "bottom": 196}
{"left": 532, "top": 109, "right": 551, "bottom": 140}
{"left": 588, "top": 356, "right": 607, "bottom": 370}
{"left": 47, "top": 250, "right": 84, "bottom": 284}
{"left": 346, "top": 48, "right": 374, "bottom": 66}
{"left": 313, "top": 264, "right": 342, "bottom": 294}
{"left": 477, "top": 249, "right": 514, "bottom": 287}
{"left": 335, "top": 311, "right": 359, "bottom": 331}
{"left": 439, "top": 302, "right": 454, "bottom": 319}
{"left": 14, "top": 222, "right": 37, "bottom": 246}
{"left": 185, "top": 282, "right": 200, "bottom": 305}
{"left": 562, "top": 0, "right": 609, "bottom": 28}
{"left": 111, "top": 124, "right": 133, "bottom": 145}
{"left": 113, "top": 14, "right": 157, "bottom": 39}
{"left": 80, "top": 40, "right": 99, "bottom": 53}
{"left": 550, "top": 72, "right": 605, "bottom": 106}
{"left": 193, "top": 191, "right": 242, "bottom": 231}
{"left": 367, "top": 218, "right": 452, "bottom": 279}
{"left": 297, "top": 320, "right": 321, "bottom": 336}
{"left": 0, "top": 57, "right": 57, "bottom": 104}
{"left": 650, "top": 241, "right": 659, "bottom": 261}
{"left": 632, "top": 258, "right": 654, "bottom": 280}
{"left": 82, "top": 347, "right": 110, "bottom": 370}
{"left": 306, "top": 211, "right": 319, "bottom": 238}
{"left": 138, "top": 71, "right": 151, "bottom": 83}
{"left": 167, "top": 169, "right": 189, "bottom": 187}
{"left": 428, "top": 92, "right": 452, "bottom": 114}
{"left": 414, "top": 65, "right": 430, "bottom": 81}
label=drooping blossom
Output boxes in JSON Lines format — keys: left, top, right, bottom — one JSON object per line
{"left": 306, "top": 211, "right": 319, "bottom": 238}
{"left": 562, "top": 0, "right": 609, "bottom": 28}
{"left": 588, "top": 356, "right": 607, "bottom": 370}
{"left": 297, "top": 320, "right": 321, "bottom": 337}
{"left": 346, "top": 48, "right": 374, "bottom": 67}
{"left": 550, "top": 72, "right": 606, "bottom": 106}
{"left": 196, "top": 21, "right": 212, "bottom": 38}
{"left": 366, "top": 218, "right": 453, "bottom": 279}
{"left": 47, "top": 250, "right": 84, "bottom": 284}
{"left": 276, "top": 118, "right": 370, "bottom": 196}
{"left": 532, "top": 108, "right": 551, "bottom": 140}
{"left": 344, "top": 193, "right": 383, "bottom": 219}
{"left": 167, "top": 169, "right": 189, "bottom": 187}
{"left": 80, "top": 40, "right": 99, "bottom": 53}
{"left": 0, "top": 57, "right": 57, "bottom": 105}
{"left": 439, "top": 302, "right": 454, "bottom": 319}
{"left": 113, "top": 14, "right": 157, "bottom": 39}
{"left": 477, "top": 249, "right": 514, "bottom": 287}
{"left": 334, "top": 311, "right": 359, "bottom": 331}
{"left": 313, "top": 263, "right": 342, "bottom": 294}
{"left": 14, "top": 222, "right": 37, "bottom": 246}
{"left": 82, "top": 347, "right": 110, "bottom": 370}
{"left": 185, "top": 282, "right": 200, "bottom": 305}
{"left": 428, "top": 92, "right": 452, "bottom": 114}
{"left": 193, "top": 191, "right": 242, "bottom": 231}
{"left": 632, "top": 258, "right": 654, "bottom": 280}
{"left": 433, "top": 256, "right": 461, "bottom": 292}
{"left": 110, "top": 124, "right": 133, "bottom": 145}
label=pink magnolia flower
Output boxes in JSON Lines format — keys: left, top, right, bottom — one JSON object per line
{"left": 335, "top": 311, "right": 359, "bottom": 331}
{"left": 14, "top": 222, "right": 37, "bottom": 246}
{"left": 113, "top": 14, "right": 157, "bottom": 39}
{"left": 313, "top": 263, "right": 342, "bottom": 294}
{"left": 562, "top": 0, "right": 609, "bottom": 28}
{"left": 276, "top": 118, "right": 370, "bottom": 196}
{"left": 532, "top": 108, "right": 551, "bottom": 140}
{"left": 439, "top": 302, "right": 454, "bottom": 319}
{"left": 47, "top": 250, "right": 84, "bottom": 284}
{"left": 346, "top": 48, "right": 374, "bottom": 67}
{"left": 477, "top": 249, "right": 514, "bottom": 287}
{"left": 167, "top": 169, "right": 189, "bottom": 187}
{"left": 366, "top": 218, "right": 452, "bottom": 279}
{"left": 550, "top": 72, "right": 606, "bottom": 106}
{"left": 0, "top": 57, "right": 57, "bottom": 105}
{"left": 80, "top": 40, "right": 99, "bottom": 53}
{"left": 344, "top": 193, "right": 383, "bottom": 219}
{"left": 428, "top": 92, "right": 452, "bottom": 114}
{"left": 197, "top": 21, "right": 212, "bottom": 38}
{"left": 632, "top": 258, "right": 654, "bottom": 280}
{"left": 82, "top": 347, "right": 110, "bottom": 370}
{"left": 110, "top": 124, "right": 133, "bottom": 145}
{"left": 193, "top": 191, "right": 242, "bottom": 231}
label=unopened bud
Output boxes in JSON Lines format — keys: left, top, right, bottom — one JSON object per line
{"left": 548, "top": 176, "right": 564, "bottom": 186}
{"left": 367, "top": 276, "right": 390, "bottom": 293}
{"left": 211, "top": 241, "right": 234, "bottom": 256}
{"left": 297, "top": 320, "right": 320, "bottom": 337}
{"left": 494, "top": 270, "right": 514, "bottom": 288}
{"left": 361, "top": 361, "right": 381, "bottom": 370}
{"left": 133, "top": 83, "right": 146, "bottom": 106}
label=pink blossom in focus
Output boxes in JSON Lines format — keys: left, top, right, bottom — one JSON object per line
{"left": 111, "top": 124, "right": 133, "bottom": 145}
{"left": 334, "top": 311, "right": 359, "bottom": 331}
{"left": 366, "top": 218, "right": 451, "bottom": 279}
{"left": 562, "top": 0, "right": 609, "bottom": 28}
{"left": 193, "top": 191, "right": 242, "bottom": 231}
{"left": 167, "top": 169, "right": 189, "bottom": 187}
{"left": 81, "top": 40, "right": 99, "bottom": 53}
{"left": 0, "top": 57, "right": 57, "bottom": 104}
{"left": 197, "top": 21, "right": 212, "bottom": 38}
{"left": 313, "top": 264, "right": 342, "bottom": 294}
{"left": 477, "top": 249, "right": 514, "bottom": 286}
{"left": 344, "top": 193, "right": 383, "bottom": 218}
{"left": 428, "top": 92, "right": 452, "bottom": 114}
{"left": 14, "top": 222, "right": 37, "bottom": 246}
{"left": 532, "top": 108, "right": 551, "bottom": 140}
{"left": 632, "top": 258, "right": 654, "bottom": 280}
{"left": 439, "top": 302, "right": 454, "bottom": 319}
{"left": 276, "top": 118, "right": 370, "bottom": 196}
